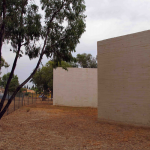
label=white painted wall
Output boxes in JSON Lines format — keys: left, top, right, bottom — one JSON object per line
{"left": 53, "top": 68, "right": 97, "bottom": 107}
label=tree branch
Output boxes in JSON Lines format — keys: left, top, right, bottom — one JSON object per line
{"left": 49, "top": 1, "right": 65, "bottom": 24}
{"left": 0, "top": 0, "right": 27, "bottom": 111}
{"left": 0, "top": 0, "right": 70, "bottom": 119}
{"left": 0, "top": 0, "right": 6, "bottom": 71}
{"left": 0, "top": 44, "right": 21, "bottom": 111}
{"left": 0, "top": 50, "right": 45, "bottom": 119}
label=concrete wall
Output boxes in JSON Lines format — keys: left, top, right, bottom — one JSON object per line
{"left": 53, "top": 68, "right": 97, "bottom": 107}
{"left": 97, "top": 30, "right": 150, "bottom": 127}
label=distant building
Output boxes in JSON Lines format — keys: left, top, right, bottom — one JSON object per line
{"left": 22, "top": 89, "right": 35, "bottom": 94}
{"left": 27, "top": 89, "right": 35, "bottom": 93}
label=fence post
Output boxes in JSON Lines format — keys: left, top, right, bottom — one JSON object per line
{"left": 14, "top": 96, "right": 15, "bottom": 111}
{"left": 35, "top": 93, "right": 37, "bottom": 102}
{"left": 18, "top": 92, "right": 20, "bottom": 108}
{"left": 48, "top": 94, "right": 49, "bottom": 103}
{"left": 32, "top": 93, "right": 33, "bottom": 104}
{"left": 22, "top": 93, "right": 23, "bottom": 106}
{"left": 7, "top": 92, "right": 9, "bottom": 115}
{"left": 28, "top": 95, "right": 29, "bottom": 105}
{"left": 24, "top": 95, "right": 25, "bottom": 106}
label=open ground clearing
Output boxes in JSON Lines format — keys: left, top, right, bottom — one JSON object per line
{"left": 2, "top": 96, "right": 37, "bottom": 117}
{"left": 0, "top": 101, "right": 150, "bottom": 150}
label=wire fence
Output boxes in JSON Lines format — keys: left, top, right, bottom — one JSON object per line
{"left": 0, "top": 92, "right": 53, "bottom": 116}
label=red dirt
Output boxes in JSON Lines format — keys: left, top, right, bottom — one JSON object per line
{"left": 0, "top": 101, "right": 150, "bottom": 150}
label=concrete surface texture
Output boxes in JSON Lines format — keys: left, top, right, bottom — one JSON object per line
{"left": 53, "top": 68, "right": 97, "bottom": 107}
{"left": 97, "top": 30, "right": 150, "bottom": 127}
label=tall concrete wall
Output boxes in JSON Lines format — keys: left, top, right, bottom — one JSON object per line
{"left": 97, "top": 30, "right": 150, "bottom": 127}
{"left": 53, "top": 68, "right": 97, "bottom": 107}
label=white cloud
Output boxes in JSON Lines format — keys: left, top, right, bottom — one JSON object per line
{"left": 85, "top": 0, "right": 150, "bottom": 22}
{"left": 75, "top": 0, "right": 150, "bottom": 56}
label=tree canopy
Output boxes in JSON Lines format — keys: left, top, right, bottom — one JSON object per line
{"left": 0, "top": 72, "right": 19, "bottom": 92}
{"left": 0, "top": 0, "right": 86, "bottom": 119}
{"left": 76, "top": 53, "right": 97, "bottom": 68}
{"left": 1, "top": 56, "right": 9, "bottom": 68}
{"left": 32, "top": 61, "right": 73, "bottom": 94}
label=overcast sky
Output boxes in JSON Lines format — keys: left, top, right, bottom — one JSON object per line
{"left": 2, "top": 0, "right": 150, "bottom": 87}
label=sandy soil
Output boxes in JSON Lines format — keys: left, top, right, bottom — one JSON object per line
{"left": 0, "top": 101, "right": 150, "bottom": 150}
{"left": 2, "top": 97, "right": 37, "bottom": 117}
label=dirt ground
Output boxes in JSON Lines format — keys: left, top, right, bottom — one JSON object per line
{"left": 2, "top": 97, "right": 37, "bottom": 117}
{"left": 1, "top": 101, "right": 150, "bottom": 150}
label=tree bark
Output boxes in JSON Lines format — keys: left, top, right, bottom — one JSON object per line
{"left": 0, "top": 44, "right": 21, "bottom": 111}
{"left": 0, "top": 51, "right": 44, "bottom": 119}
{"left": 0, "top": 0, "right": 6, "bottom": 70}
{"left": 0, "top": 0, "right": 66, "bottom": 119}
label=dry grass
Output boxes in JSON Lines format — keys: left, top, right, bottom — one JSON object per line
{"left": 0, "top": 101, "right": 150, "bottom": 150}
{"left": 2, "top": 97, "right": 37, "bottom": 116}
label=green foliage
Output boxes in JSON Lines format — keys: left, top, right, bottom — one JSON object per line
{"left": 32, "top": 60, "right": 73, "bottom": 93}
{"left": 76, "top": 53, "right": 97, "bottom": 68}
{"left": 31, "top": 85, "right": 35, "bottom": 90}
{"left": 0, "top": 0, "right": 86, "bottom": 119}
{"left": 39, "top": 0, "right": 86, "bottom": 63}
{"left": 20, "top": 88, "right": 27, "bottom": 93}
{"left": 1, "top": 0, "right": 86, "bottom": 91}
{"left": 32, "top": 61, "right": 54, "bottom": 94}
{"left": 34, "top": 87, "right": 42, "bottom": 94}
{"left": 1, "top": 0, "right": 86, "bottom": 61}
{"left": 1, "top": 0, "right": 86, "bottom": 84}
{"left": 25, "top": 92, "right": 30, "bottom": 96}
{"left": 0, "top": 72, "right": 19, "bottom": 92}
{"left": 0, "top": 56, "right": 9, "bottom": 68}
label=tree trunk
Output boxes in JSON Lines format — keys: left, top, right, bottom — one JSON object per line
{"left": 0, "top": 52, "right": 44, "bottom": 119}
{"left": 0, "top": 44, "right": 21, "bottom": 111}
{"left": 0, "top": 0, "right": 6, "bottom": 70}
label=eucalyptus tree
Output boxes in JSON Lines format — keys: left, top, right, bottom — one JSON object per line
{"left": 0, "top": 0, "right": 86, "bottom": 119}
{"left": 32, "top": 60, "right": 73, "bottom": 94}
{"left": 1, "top": 56, "right": 9, "bottom": 68}
{"left": 0, "top": 72, "right": 19, "bottom": 92}
{"left": 0, "top": 0, "right": 17, "bottom": 69}
{"left": 76, "top": 53, "right": 97, "bottom": 68}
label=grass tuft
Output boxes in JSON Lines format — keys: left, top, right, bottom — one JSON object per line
{"left": 26, "top": 108, "right": 30, "bottom": 112}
